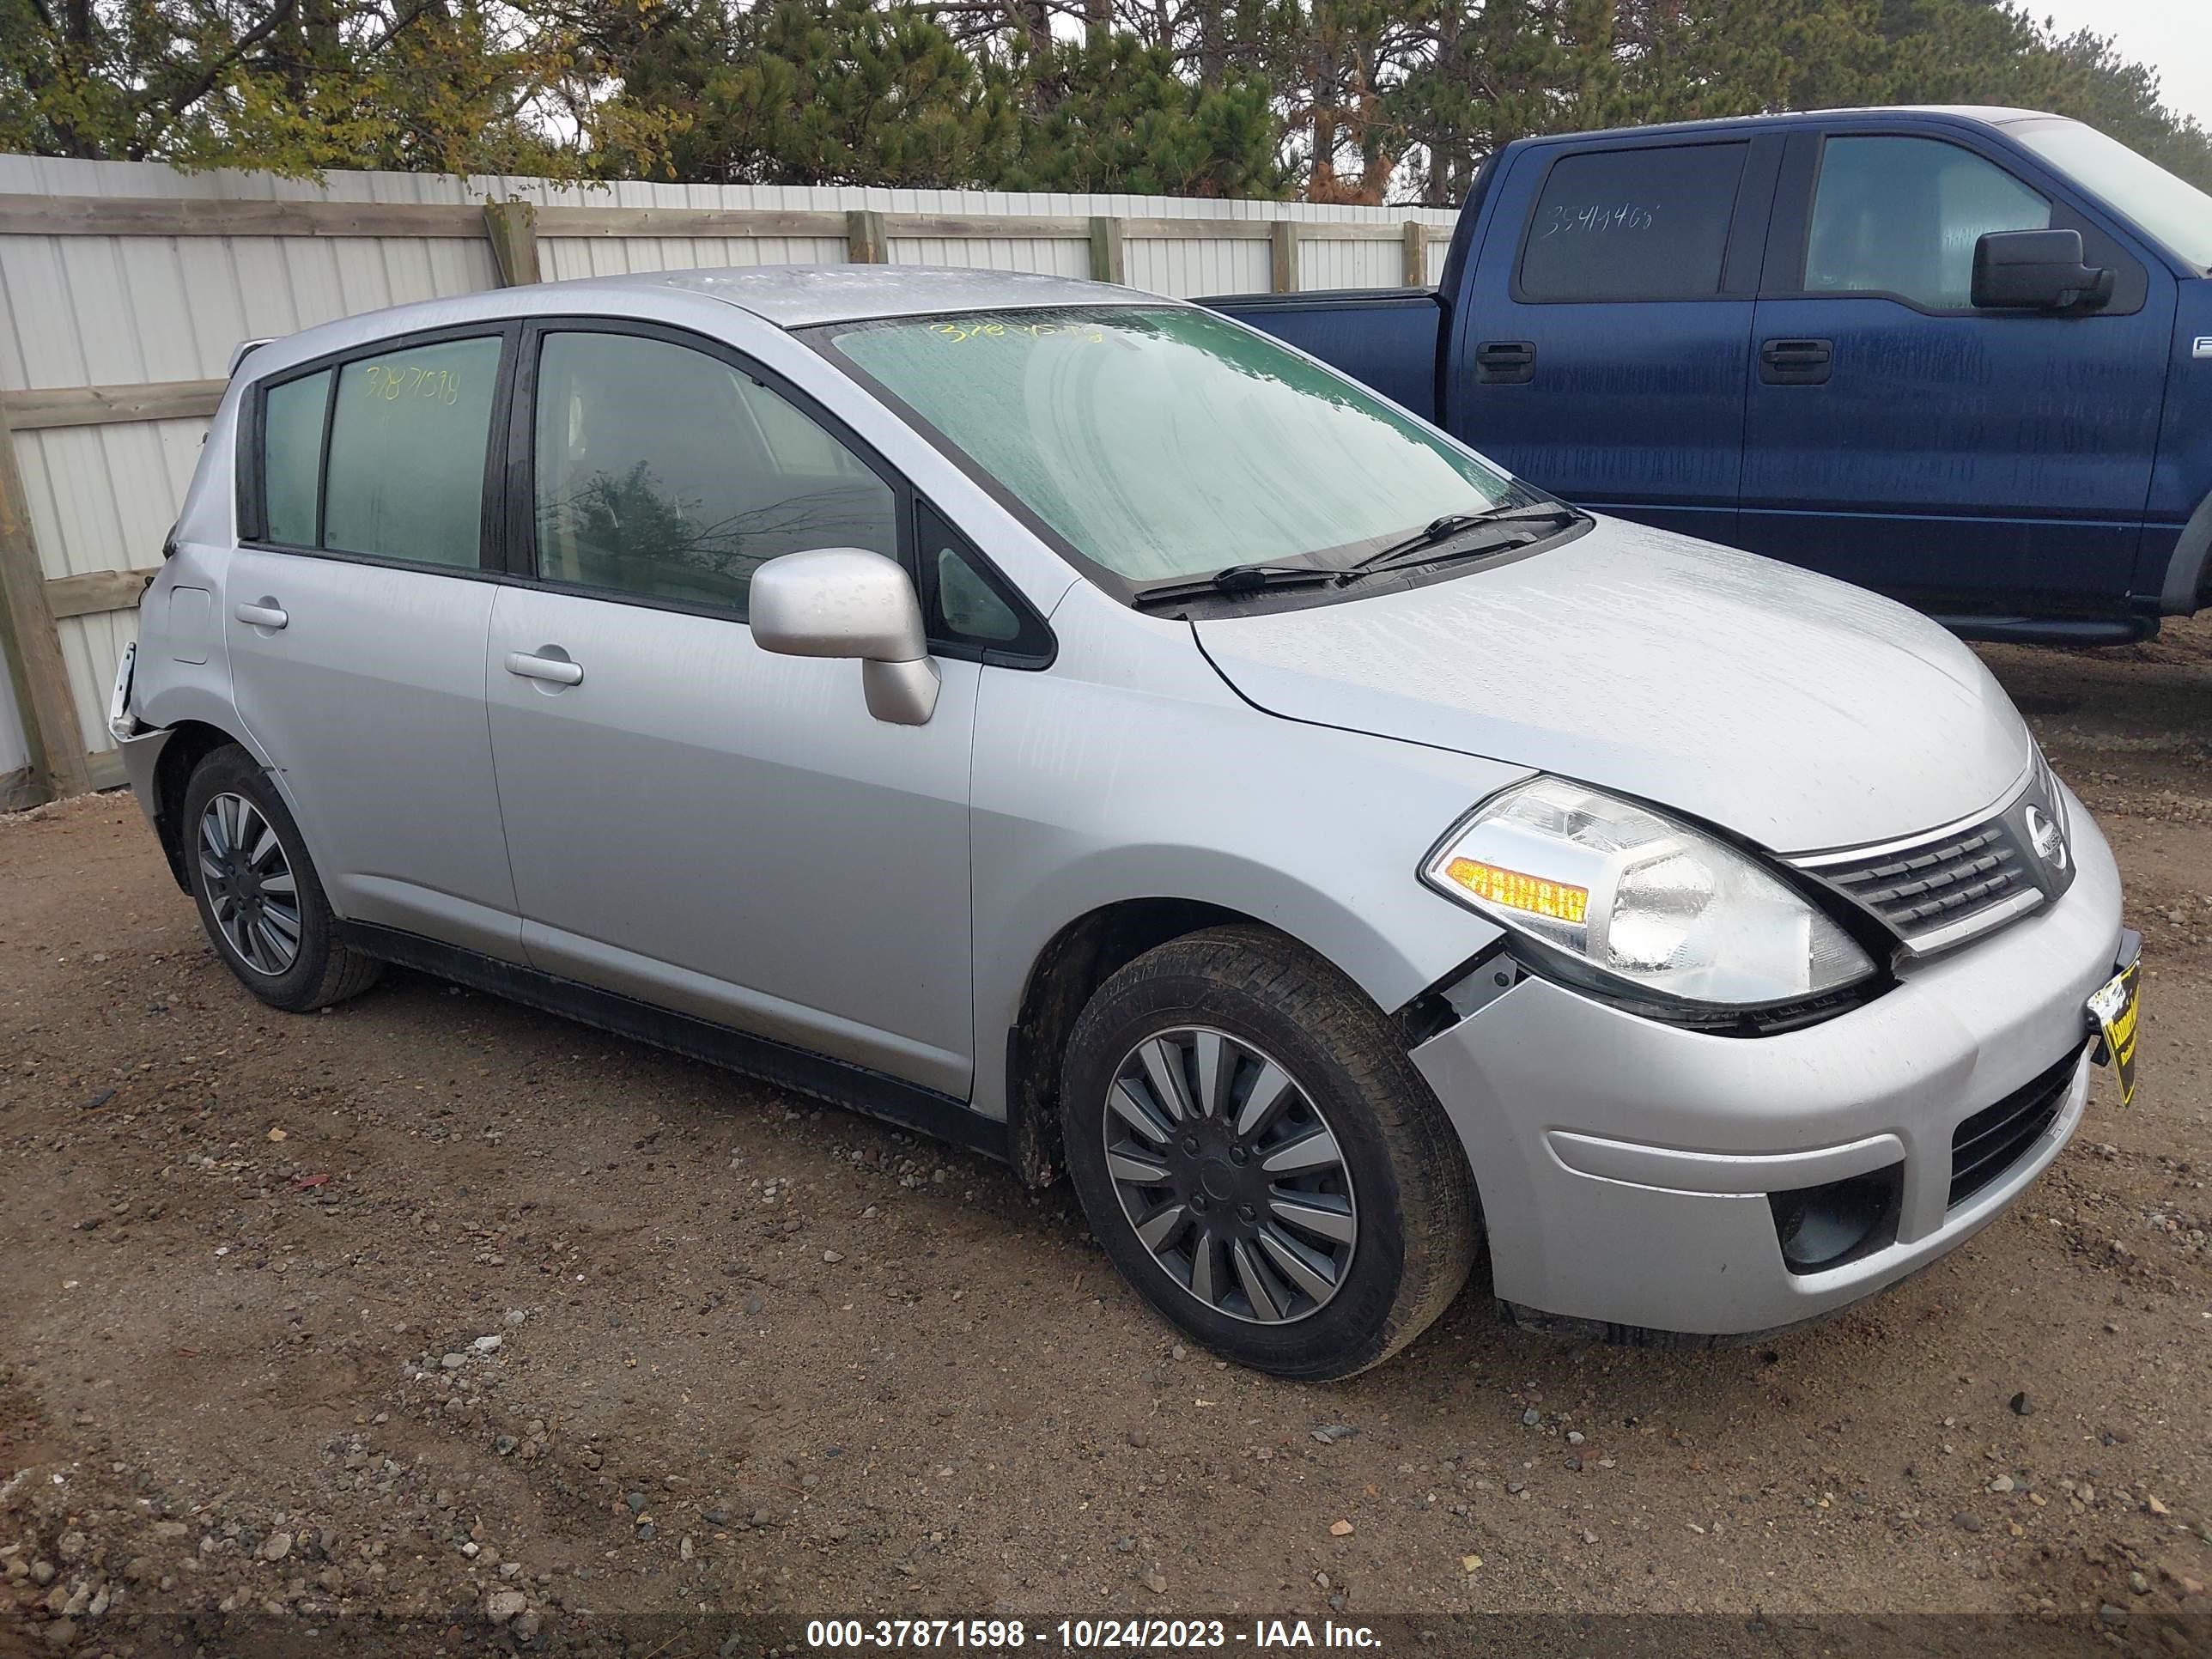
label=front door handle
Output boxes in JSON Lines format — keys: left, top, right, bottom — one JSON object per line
{"left": 1759, "top": 337, "right": 1833, "bottom": 386}
{"left": 505, "top": 649, "right": 583, "bottom": 687}
{"left": 1474, "top": 340, "right": 1537, "bottom": 384}
{"left": 234, "top": 599, "right": 288, "bottom": 629}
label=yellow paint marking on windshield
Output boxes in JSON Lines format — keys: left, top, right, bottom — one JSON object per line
{"left": 927, "top": 320, "right": 1105, "bottom": 345}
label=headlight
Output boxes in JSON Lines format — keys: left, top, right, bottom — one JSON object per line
{"left": 1422, "top": 777, "right": 1876, "bottom": 1007}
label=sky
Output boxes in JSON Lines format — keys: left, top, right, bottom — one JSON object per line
{"left": 2023, "top": 0, "right": 2212, "bottom": 131}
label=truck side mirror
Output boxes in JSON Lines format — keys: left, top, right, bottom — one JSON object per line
{"left": 1972, "top": 229, "right": 2115, "bottom": 313}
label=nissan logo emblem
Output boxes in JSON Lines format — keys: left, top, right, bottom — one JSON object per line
{"left": 2025, "top": 805, "right": 2069, "bottom": 871}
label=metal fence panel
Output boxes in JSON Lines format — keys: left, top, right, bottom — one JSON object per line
{"left": 0, "top": 154, "right": 1455, "bottom": 799}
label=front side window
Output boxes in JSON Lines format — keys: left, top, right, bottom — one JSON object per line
{"left": 825, "top": 307, "right": 1520, "bottom": 586}
{"left": 531, "top": 331, "right": 896, "bottom": 614}
{"left": 1519, "top": 143, "right": 1747, "bottom": 301}
{"left": 321, "top": 337, "right": 502, "bottom": 568}
{"left": 1805, "top": 137, "right": 2051, "bottom": 309}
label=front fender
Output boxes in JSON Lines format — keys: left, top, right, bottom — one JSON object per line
{"left": 967, "top": 633, "right": 1529, "bottom": 1121}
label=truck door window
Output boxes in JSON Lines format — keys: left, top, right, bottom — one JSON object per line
{"left": 1519, "top": 143, "right": 1747, "bottom": 301}
{"left": 1805, "top": 137, "right": 2050, "bottom": 309}
{"left": 529, "top": 330, "right": 897, "bottom": 617}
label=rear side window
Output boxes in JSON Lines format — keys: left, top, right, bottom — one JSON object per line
{"left": 323, "top": 337, "right": 503, "bottom": 568}
{"left": 252, "top": 333, "right": 502, "bottom": 568}
{"left": 1519, "top": 143, "right": 1747, "bottom": 301}
{"left": 529, "top": 330, "right": 897, "bottom": 616}
{"left": 1804, "top": 136, "right": 2050, "bottom": 309}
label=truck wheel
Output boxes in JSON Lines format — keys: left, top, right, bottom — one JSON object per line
{"left": 1060, "top": 925, "right": 1477, "bottom": 1378}
{"left": 180, "top": 744, "right": 381, "bottom": 1012}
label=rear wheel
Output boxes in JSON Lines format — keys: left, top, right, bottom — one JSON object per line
{"left": 1060, "top": 925, "right": 1476, "bottom": 1378}
{"left": 181, "top": 744, "right": 380, "bottom": 1012}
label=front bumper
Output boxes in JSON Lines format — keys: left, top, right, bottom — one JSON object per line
{"left": 1408, "top": 785, "right": 2124, "bottom": 1338}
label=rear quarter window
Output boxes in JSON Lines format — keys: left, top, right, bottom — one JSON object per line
{"left": 1519, "top": 143, "right": 1748, "bottom": 301}
{"left": 260, "top": 370, "right": 330, "bottom": 546}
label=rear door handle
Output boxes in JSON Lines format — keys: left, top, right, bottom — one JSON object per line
{"left": 505, "top": 649, "right": 583, "bottom": 687}
{"left": 234, "top": 599, "right": 288, "bottom": 629}
{"left": 1474, "top": 340, "right": 1537, "bottom": 384}
{"left": 1759, "top": 337, "right": 1833, "bottom": 386}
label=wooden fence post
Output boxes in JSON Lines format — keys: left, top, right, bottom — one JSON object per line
{"left": 1403, "top": 220, "right": 1429, "bottom": 286}
{"left": 847, "top": 209, "right": 889, "bottom": 264}
{"left": 482, "top": 200, "right": 541, "bottom": 286}
{"left": 1270, "top": 220, "right": 1301, "bottom": 294}
{"left": 0, "top": 398, "right": 91, "bottom": 802}
{"left": 1087, "top": 216, "right": 1126, "bottom": 283}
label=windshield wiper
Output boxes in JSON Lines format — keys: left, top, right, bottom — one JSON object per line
{"left": 1131, "top": 562, "right": 1346, "bottom": 610}
{"left": 1344, "top": 501, "right": 1583, "bottom": 581}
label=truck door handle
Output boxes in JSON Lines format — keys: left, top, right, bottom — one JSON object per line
{"left": 1759, "top": 337, "right": 1832, "bottom": 386}
{"left": 234, "top": 599, "right": 288, "bottom": 629}
{"left": 506, "top": 649, "right": 583, "bottom": 687}
{"left": 1475, "top": 340, "right": 1537, "bottom": 384}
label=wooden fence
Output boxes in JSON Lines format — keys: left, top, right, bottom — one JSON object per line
{"left": 0, "top": 160, "right": 1457, "bottom": 809}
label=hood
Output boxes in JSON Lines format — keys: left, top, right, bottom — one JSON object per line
{"left": 1194, "top": 518, "right": 2032, "bottom": 854}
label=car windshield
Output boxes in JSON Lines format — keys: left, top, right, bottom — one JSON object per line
{"left": 2010, "top": 118, "right": 2212, "bottom": 270}
{"left": 823, "top": 306, "right": 1526, "bottom": 586}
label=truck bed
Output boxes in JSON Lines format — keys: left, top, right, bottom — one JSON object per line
{"left": 1202, "top": 288, "right": 1444, "bottom": 424}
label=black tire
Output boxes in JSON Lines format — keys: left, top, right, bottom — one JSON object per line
{"left": 180, "top": 744, "right": 382, "bottom": 1012}
{"left": 1060, "top": 924, "right": 1477, "bottom": 1378}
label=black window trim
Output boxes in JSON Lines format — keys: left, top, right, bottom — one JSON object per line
{"left": 912, "top": 497, "right": 1055, "bottom": 667}
{"left": 500, "top": 313, "right": 1054, "bottom": 666}
{"left": 1761, "top": 124, "right": 2148, "bottom": 319}
{"left": 236, "top": 320, "right": 522, "bottom": 582}
{"left": 1507, "top": 134, "right": 1773, "bottom": 307}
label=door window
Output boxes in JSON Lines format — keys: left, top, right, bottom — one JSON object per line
{"left": 321, "top": 337, "right": 503, "bottom": 568}
{"left": 1519, "top": 143, "right": 1748, "bottom": 301}
{"left": 530, "top": 331, "right": 897, "bottom": 616}
{"left": 1804, "top": 137, "right": 2050, "bottom": 309}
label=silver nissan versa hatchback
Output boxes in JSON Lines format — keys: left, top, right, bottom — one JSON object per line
{"left": 112, "top": 267, "right": 2141, "bottom": 1376}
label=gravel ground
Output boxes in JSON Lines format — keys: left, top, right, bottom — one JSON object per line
{"left": 0, "top": 617, "right": 2207, "bottom": 1656}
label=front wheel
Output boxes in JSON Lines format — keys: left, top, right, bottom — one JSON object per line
{"left": 180, "top": 744, "right": 381, "bottom": 1012}
{"left": 1060, "top": 925, "right": 1477, "bottom": 1378}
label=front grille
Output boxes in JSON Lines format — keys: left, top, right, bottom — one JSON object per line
{"left": 1791, "top": 750, "right": 2075, "bottom": 956}
{"left": 1822, "top": 817, "right": 2030, "bottom": 939}
{"left": 1948, "top": 1049, "right": 2078, "bottom": 1209}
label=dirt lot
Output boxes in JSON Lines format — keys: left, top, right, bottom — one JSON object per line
{"left": 1, "top": 618, "right": 2208, "bottom": 1656}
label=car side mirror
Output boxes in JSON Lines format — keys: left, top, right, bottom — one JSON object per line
{"left": 750, "top": 547, "right": 940, "bottom": 726}
{"left": 1971, "top": 228, "right": 2114, "bottom": 313}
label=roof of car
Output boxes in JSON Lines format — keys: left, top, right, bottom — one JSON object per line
{"left": 1510, "top": 104, "right": 2061, "bottom": 148}
{"left": 584, "top": 264, "right": 1158, "bottom": 328}
{"left": 222, "top": 264, "right": 1166, "bottom": 388}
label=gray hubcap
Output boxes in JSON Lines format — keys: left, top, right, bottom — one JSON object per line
{"left": 1103, "top": 1027, "right": 1358, "bottom": 1325}
{"left": 198, "top": 792, "right": 301, "bottom": 976}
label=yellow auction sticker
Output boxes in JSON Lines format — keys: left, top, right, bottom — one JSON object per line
{"left": 2087, "top": 958, "right": 2142, "bottom": 1104}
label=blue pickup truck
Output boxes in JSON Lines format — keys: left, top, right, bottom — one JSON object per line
{"left": 1208, "top": 106, "right": 2212, "bottom": 642}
